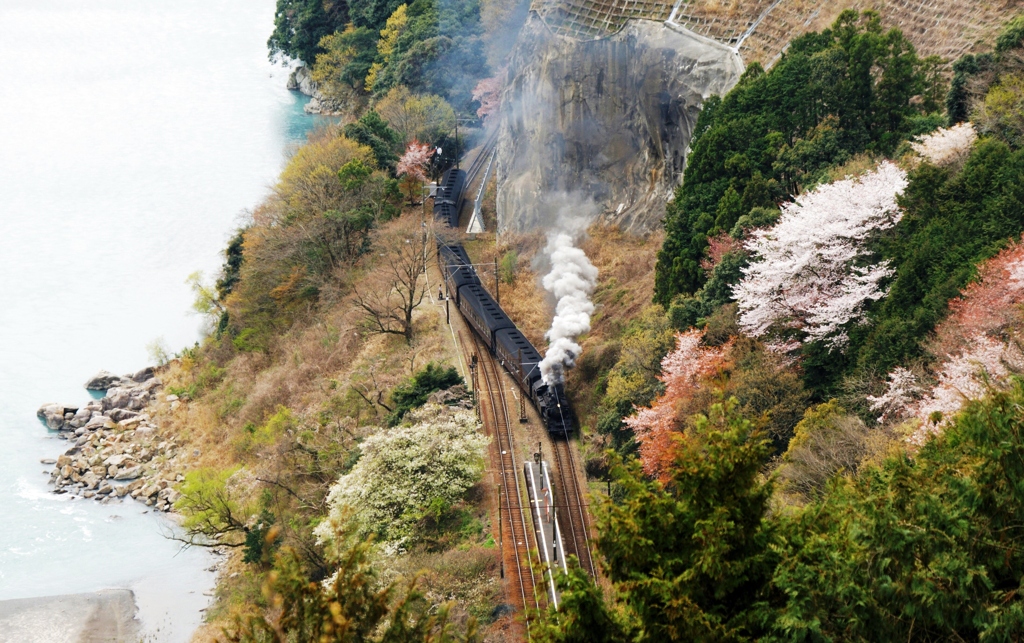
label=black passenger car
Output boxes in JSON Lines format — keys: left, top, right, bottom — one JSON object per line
{"left": 458, "top": 283, "right": 513, "bottom": 349}
{"left": 439, "top": 243, "right": 479, "bottom": 303}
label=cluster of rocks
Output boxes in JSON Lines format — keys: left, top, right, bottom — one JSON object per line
{"left": 37, "top": 369, "right": 187, "bottom": 512}
{"left": 286, "top": 65, "right": 345, "bottom": 115}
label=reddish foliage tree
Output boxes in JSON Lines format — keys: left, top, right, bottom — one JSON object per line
{"left": 700, "top": 232, "right": 743, "bottom": 274}
{"left": 625, "top": 330, "right": 732, "bottom": 479}
{"left": 870, "top": 239, "right": 1024, "bottom": 441}
{"left": 932, "top": 239, "right": 1024, "bottom": 358}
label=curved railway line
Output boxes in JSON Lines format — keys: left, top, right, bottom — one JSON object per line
{"left": 436, "top": 135, "right": 597, "bottom": 634}
{"left": 469, "top": 331, "right": 542, "bottom": 631}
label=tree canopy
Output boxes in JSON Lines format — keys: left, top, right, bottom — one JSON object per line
{"left": 654, "top": 10, "right": 943, "bottom": 305}
{"left": 269, "top": 0, "right": 350, "bottom": 64}
{"left": 543, "top": 382, "right": 1024, "bottom": 641}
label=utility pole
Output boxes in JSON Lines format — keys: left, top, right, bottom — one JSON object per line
{"left": 519, "top": 349, "right": 527, "bottom": 422}
{"left": 495, "top": 257, "right": 500, "bottom": 304}
{"left": 498, "top": 484, "right": 504, "bottom": 578}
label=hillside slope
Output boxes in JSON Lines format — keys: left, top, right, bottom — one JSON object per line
{"left": 532, "top": 0, "right": 1020, "bottom": 65}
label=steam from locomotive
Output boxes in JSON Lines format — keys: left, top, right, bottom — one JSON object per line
{"left": 539, "top": 231, "right": 598, "bottom": 385}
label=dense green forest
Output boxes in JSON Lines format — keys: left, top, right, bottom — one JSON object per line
{"left": 270, "top": 0, "right": 499, "bottom": 114}
{"left": 653, "top": 10, "right": 1024, "bottom": 400}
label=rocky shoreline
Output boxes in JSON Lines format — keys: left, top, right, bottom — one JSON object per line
{"left": 37, "top": 369, "right": 185, "bottom": 512}
{"left": 286, "top": 65, "right": 345, "bottom": 116}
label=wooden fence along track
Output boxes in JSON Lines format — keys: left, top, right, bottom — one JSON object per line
{"left": 471, "top": 332, "right": 542, "bottom": 634}
{"left": 551, "top": 437, "right": 597, "bottom": 578}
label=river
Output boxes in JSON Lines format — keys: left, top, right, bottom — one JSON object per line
{"left": 0, "top": 1, "right": 322, "bottom": 640}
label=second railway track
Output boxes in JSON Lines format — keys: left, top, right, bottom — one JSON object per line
{"left": 552, "top": 437, "right": 597, "bottom": 578}
{"left": 471, "top": 332, "right": 542, "bottom": 632}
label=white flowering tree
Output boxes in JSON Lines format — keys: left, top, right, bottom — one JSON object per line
{"left": 911, "top": 123, "right": 977, "bottom": 167}
{"left": 732, "top": 161, "right": 908, "bottom": 349}
{"left": 315, "top": 404, "right": 487, "bottom": 553}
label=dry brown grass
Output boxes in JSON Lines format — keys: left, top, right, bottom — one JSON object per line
{"left": 582, "top": 225, "right": 662, "bottom": 339}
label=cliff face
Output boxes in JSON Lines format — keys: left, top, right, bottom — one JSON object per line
{"left": 495, "top": 16, "right": 743, "bottom": 233}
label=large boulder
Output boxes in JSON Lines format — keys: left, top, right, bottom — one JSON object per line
{"left": 37, "top": 403, "right": 76, "bottom": 430}
{"left": 107, "top": 408, "right": 138, "bottom": 423}
{"left": 114, "top": 466, "right": 142, "bottom": 481}
{"left": 102, "top": 386, "right": 149, "bottom": 411}
{"left": 84, "top": 370, "right": 126, "bottom": 391}
{"left": 286, "top": 65, "right": 316, "bottom": 95}
{"left": 84, "top": 415, "right": 113, "bottom": 431}
{"left": 130, "top": 366, "right": 155, "bottom": 383}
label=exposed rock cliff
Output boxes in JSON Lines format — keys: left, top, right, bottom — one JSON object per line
{"left": 287, "top": 66, "right": 344, "bottom": 116}
{"left": 495, "top": 16, "right": 743, "bottom": 233}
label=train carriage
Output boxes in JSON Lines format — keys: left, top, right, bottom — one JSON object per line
{"left": 434, "top": 169, "right": 467, "bottom": 229}
{"left": 439, "top": 243, "right": 479, "bottom": 303}
{"left": 494, "top": 328, "right": 543, "bottom": 394}
{"left": 458, "top": 283, "right": 513, "bottom": 350}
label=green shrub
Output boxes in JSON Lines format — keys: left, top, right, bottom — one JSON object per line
{"left": 386, "top": 362, "right": 463, "bottom": 426}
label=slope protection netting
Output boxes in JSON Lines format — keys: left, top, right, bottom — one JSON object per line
{"left": 530, "top": 0, "right": 1021, "bottom": 65}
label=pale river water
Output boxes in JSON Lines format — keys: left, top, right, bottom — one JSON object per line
{"left": 0, "top": 1, "right": 323, "bottom": 640}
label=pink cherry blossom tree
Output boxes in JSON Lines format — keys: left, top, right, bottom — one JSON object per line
{"left": 732, "top": 161, "right": 908, "bottom": 350}
{"left": 396, "top": 141, "right": 432, "bottom": 204}
{"left": 472, "top": 75, "right": 502, "bottom": 121}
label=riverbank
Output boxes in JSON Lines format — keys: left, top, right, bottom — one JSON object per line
{"left": 0, "top": 590, "right": 138, "bottom": 643}
{"left": 38, "top": 368, "right": 189, "bottom": 510}
{"left": 23, "top": 368, "right": 224, "bottom": 641}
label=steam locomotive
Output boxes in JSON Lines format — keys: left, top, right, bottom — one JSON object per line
{"left": 434, "top": 169, "right": 574, "bottom": 435}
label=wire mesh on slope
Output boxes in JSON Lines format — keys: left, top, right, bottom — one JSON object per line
{"left": 530, "top": 0, "right": 1020, "bottom": 66}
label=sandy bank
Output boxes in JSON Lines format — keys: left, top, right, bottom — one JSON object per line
{"left": 0, "top": 590, "right": 139, "bottom": 643}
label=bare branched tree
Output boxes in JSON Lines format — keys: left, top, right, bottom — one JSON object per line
{"left": 354, "top": 217, "right": 433, "bottom": 342}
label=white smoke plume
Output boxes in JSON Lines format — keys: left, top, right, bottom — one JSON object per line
{"left": 539, "top": 230, "right": 599, "bottom": 385}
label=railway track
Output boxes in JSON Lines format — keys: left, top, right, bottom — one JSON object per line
{"left": 456, "top": 127, "right": 499, "bottom": 221}
{"left": 471, "top": 332, "right": 542, "bottom": 632}
{"left": 552, "top": 437, "right": 597, "bottom": 578}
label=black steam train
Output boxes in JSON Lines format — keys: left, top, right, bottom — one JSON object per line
{"left": 434, "top": 169, "right": 573, "bottom": 435}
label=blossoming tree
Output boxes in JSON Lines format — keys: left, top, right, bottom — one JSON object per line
{"left": 314, "top": 404, "right": 488, "bottom": 552}
{"left": 869, "top": 240, "right": 1024, "bottom": 442}
{"left": 472, "top": 75, "right": 501, "bottom": 121}
{"left": 732, "top": 161, "right": 908, "bottom": 349}
{"left": 396, "top": 141, "right": 432, "bottom": 204}
{"left": 625, "top": 330, "right": 731, "bottom": 478}
{"left": 911, "top": 122, "right": 977, "bottom": 167}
